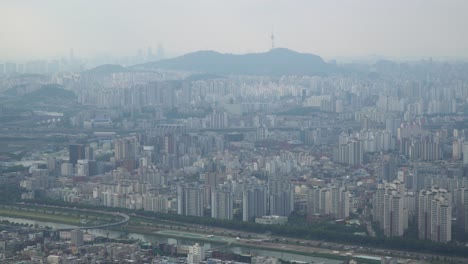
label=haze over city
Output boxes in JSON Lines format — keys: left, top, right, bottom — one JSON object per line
{"left": 1, "top": 0, "right": 468, "bottom": 61}
{"left": 2, "top": 1, "right": 468, "bottom": 264}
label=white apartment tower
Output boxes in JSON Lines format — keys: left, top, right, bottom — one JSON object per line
{"left": 418, "top": 187, "right": 452, "bottom": 243}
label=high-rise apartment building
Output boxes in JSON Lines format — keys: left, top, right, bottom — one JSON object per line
{"left": 308, "top": 186, "right": 331, "bottom": 217}
{"left": 187, "top": 243, "right": 205, "bottom": 264}
{"left": 211, "top": 188, "right": 233, "bottom": 220}
{"left": 177, "top": 184, "right": 204, "bottom": 217}
{"left": 243, "top": 186, "right": 268, "bottom": 221}
{"left": 114, "top": 137, "right": 138, "bottom": 160}
{"left": 308, "top": 185, "right": 349, "bottom": 220}
{"left": 418, "top": 187, "right": 451, "bottom": 243}
{"left": 269, "top": 189, "right": 294, "bottom": 217}
{"left": 330, "top": 186, "right": 350, "bottom": 220}
{"left": 372, "top": 181, "right": 409, "bottom": 237}
{"left": 453, "top": 188, "right": 468, "bottom": 233}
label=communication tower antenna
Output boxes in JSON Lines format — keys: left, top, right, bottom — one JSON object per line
{"left": 270, "top": 30, "right": 275, "bottom": 50}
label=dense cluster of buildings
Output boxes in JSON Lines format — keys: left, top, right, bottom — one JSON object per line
{"left": 1, "top": 57, "right": 468, "bottom": 264}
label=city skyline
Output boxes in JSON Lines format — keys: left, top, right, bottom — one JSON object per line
{"left": 2, "top": 2, "right": 468, "bottom": 263}
{"left": 1, "top": 0, "right": 468, "bottom": 61}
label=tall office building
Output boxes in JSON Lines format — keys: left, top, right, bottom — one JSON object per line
{"left": 243, "top": 186, "right": 268, "bottom": 221}
{"left": 211, "top": 188, "right": 233, "bottom": 220}
{"left": 69, "top": 144, "right": 85, "bottom": 166}
{"left": 177, "top": 184, "right": 204, "bottom": 217}
{"left": 418, "top": 187, "right": 452, "bottom": 243}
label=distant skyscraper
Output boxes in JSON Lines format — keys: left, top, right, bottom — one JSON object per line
{"left": 114, "top": 137, "right": 137, "bottom": 160}
{"left": 147, "top": 46, "right": 153, "bottom": 59}
{"left": 157, "top": 44, "right": 165, "bottom": 59}
{"left": 5, "top": 62, "right": 16, "bottom": 74}
{"left": 463, "top": 142, "right": 468, "bottom": 165}
{"left": 69, "top": 48, "right": 75, "bottom": 61}
{"left": 69, "top": 144, "right": 85, "bottom": 166}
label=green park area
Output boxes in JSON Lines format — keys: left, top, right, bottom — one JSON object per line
{"left": 0, "top": 205, "right": 116, "bottom": 227}
{"left": 0, "top": 207, "right": 83, "bottom": 225}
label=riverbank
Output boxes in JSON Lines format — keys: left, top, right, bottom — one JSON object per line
{"left": 0, "top": 204, "right": 122, "bottom": 228}
{"left": 123, "top": 225, "right": 380, "bottom": 264}
{"left": 0, "top": 207, "right": 83, "bottom": 226}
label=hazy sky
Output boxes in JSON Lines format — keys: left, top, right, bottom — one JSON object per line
{"left": 1, "top": 0, "right": 468, "bottom": 60}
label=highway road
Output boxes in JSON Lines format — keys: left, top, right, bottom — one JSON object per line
{"left": 128, "top": 213, "right": 466, "bottom": 264}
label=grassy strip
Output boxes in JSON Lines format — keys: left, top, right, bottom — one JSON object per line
{"left": 7, "top": 204, "right": 111, "bottom": 219}
{"left": 0, "top": 208, "right": 82, "bottom": 225}
{"left": 129, "top": 215, "right": 187, "bottom": 227}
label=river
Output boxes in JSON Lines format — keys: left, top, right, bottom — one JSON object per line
{"left": 0, "top": 216, "right": 342, "bottom": 264}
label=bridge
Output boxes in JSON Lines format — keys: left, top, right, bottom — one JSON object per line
{"left": 57, "top": 212, "right": 130, "bottom": 231}
{"left": 10, "top": 203, "right": 131, "bottom": 232}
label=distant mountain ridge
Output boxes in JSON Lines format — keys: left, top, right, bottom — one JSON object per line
{"left": 133, "top": 48, "right": 336, "bottom": 76}
{"left": 84, "top": 64, "right": 128, "bottom": 75}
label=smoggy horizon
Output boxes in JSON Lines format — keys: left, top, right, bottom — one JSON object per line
{"left": 2, "top": 0, "right": 468, "bottom": 61}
